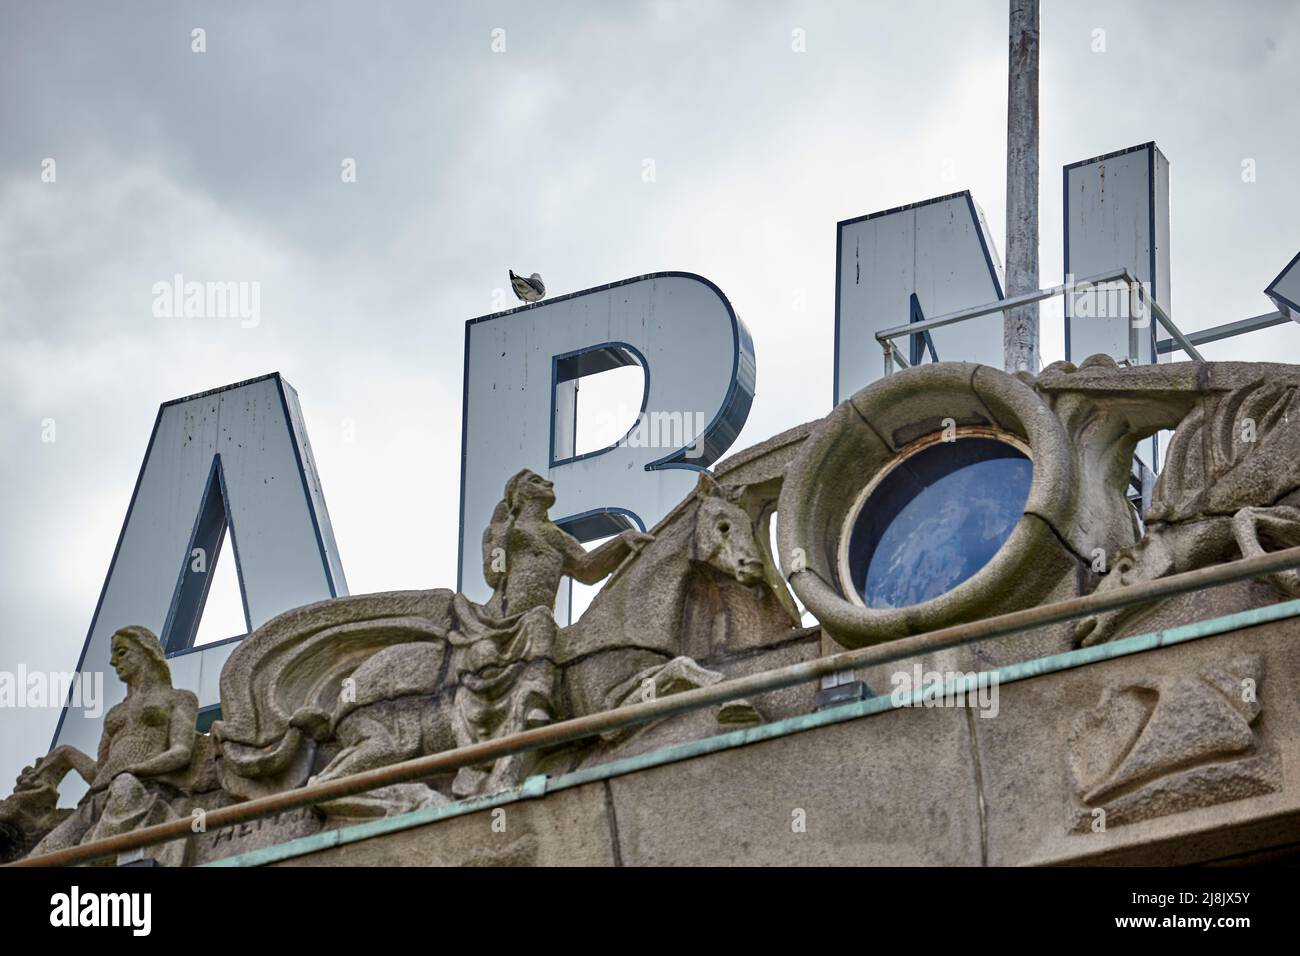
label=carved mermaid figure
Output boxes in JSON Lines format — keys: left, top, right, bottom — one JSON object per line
{"left": 27, "top": 626, "right": 214, "bottom": 864}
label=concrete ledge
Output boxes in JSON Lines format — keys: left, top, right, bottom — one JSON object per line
{"left": 607, "top": 705, "right": 981, "bottom": 865}
{"left": 202, "top": 596, "right": 1300, "bottom": 867}
{"left": 274, "top": 781, "right": 616, "bottom": 867}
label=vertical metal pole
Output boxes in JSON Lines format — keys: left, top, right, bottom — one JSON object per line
{"left": 1004, "top": 0, "right": 1040, "bottom": 373}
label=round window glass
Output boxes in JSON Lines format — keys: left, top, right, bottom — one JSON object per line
{"left": 843, "top": 435, "right": 1032, "bottom": 609}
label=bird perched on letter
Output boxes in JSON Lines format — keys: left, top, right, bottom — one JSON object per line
{"left": 509, "top": 270, "right": 546, "bottom": 303}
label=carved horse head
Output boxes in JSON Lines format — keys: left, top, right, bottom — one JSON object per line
{"left": 690, "top": 473, "right": 765, "bottom": 586}
{"left": 1073, "top": 538, "right": 1173, "bottom": 647}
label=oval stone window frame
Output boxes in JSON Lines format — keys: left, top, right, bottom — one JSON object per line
{"left": 836, "top": 426, "right": 1034, "bottom": 610}
{"left": 777, "top": 363, "right": 1076, "bottom": 648}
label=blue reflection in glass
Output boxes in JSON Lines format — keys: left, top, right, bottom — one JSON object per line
{"left": 848, "top": 437, "right": 1032, "bottom": 609}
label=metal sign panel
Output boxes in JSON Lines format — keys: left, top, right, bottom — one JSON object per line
{"left": 1064, "top": 142, "right": 1171, "bottom": 366}
{"left": 459, "top": 272, "right": 755, "bottom": 607}
{"left": 1267, "top": 251, "right": 1300, "bottom": 323}
{"left": 51, "top": 373, "right": 346, "bottom": 791}
{"left": 834, "top": 191, "right": 1005, "bottom": 404}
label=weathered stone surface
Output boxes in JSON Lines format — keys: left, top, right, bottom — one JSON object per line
{"left": 607, "top": 705, "right": 982, "bottom": 866}
{"left": 210, "top": 468, "right": 799, "bottom": 818}
{"left": 1075, "top": 376, "right": 1300, "bottom": 646}
{"left": 1065, "top": 655, "right": 1278, "bottom": 832}
{"left": 0, "top": 760, "right": 76, "bottom": 863}
{"left": 714, "top": 421, "right": 814, "bottom": 486}
{"left": 25, "top": 626, "right": 216, "bottom": 866}
{"left": 707, "top": 630, "right": 821, "bottom": 721}
{"left": 19, "top": 356, "right": 1300, "bottom": 865}
{"left": 778, "top": 358, "right": 1300, "bottom": 663}
{"left": 273, "top": 782, "right": 616, "bottom": 867}
{"left": 227, "top": 606, "right": 1300, "bottom": 867}
{"left": 779, "top": 362, "right": 1079, "bottom": 649}
{"left": 974, "top": 617, "right": 1300, "bottom": 866}
{"left": 561, "top": 631, "right": 819, "bottom": 772}
{"left": 965, "top": 556, "right": 1084, "bottom": 671}
{"left": 193, "top": 804, "right": 324, "bottom": 866}
{"left": 1084, "top": 577, "right": 1279, "bottom": 647}
{"left": 9, "top": 461, "right": 810, "bottom": 860}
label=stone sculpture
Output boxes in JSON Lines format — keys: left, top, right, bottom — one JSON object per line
{"left": 1066, "top": 655, "right": 1279, "bottom": 831}
{"left": 17, "top": 356, "right": 1300, "bottom": 862}
{"left": 777, "top": 355, "right": 1300, "bottom": 653}
{"left": 6, "top": 464, "right": 795, "bottom": 857}
{"left": 21, "top": 626, "right": 217, "bottom": 865}
{"left": 1074, "top": 377, "right": 1300, "bottom": 645}
{"left": 555, "top": 472, "right": 776, "bottom": 729}
{"left": 212, "top": 468, "right": 788, "bottom": 818}
{"left": 0, "top": 760, "right": 76, "bottom": 863}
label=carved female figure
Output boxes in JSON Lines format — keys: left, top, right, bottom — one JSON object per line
{"left": 28, "top": 626, "right": 213, "bottom": 864}
{"left": 480, "top": 469, "right": 653, "bottom": 617}
{"left": 211, "top": 468, "right": 779, "bottom": 813}
{"left": 449, "top": 469, "right": 653, "bottom": 793}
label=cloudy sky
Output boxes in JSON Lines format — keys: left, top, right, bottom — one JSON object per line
{"left": 1, "top": 0, "right": 1297, "bottom": 790}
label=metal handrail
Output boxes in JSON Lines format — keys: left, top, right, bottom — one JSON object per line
{"left": 1156, "top": 310, "right": 1289, "bottom": 355}
{"left": 13, "top": 542, "right": 1300, "bottom": 868}
{"left": 876, "top": 269, "right": 1207, "bottom": 374}
{"left": 1147, "top": 296, "right": 1206, "bottom": 362}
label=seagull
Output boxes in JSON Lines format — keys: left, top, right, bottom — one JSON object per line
{"left": 509, "top": 270, "right": 546, "bottom": 304}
